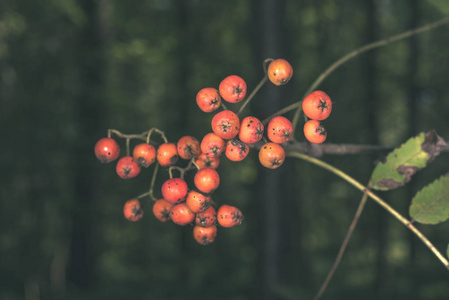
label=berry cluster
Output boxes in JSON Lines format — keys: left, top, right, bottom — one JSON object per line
{"left": 95, "top": 58, "right": 333, "bottom": 245}
{"left": 95, "top": 130, "right": 244, "bottom": 245}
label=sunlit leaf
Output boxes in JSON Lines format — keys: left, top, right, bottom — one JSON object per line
{"left": 371, "top": 130, "right": 446, "bottom": 191}
{"left": 409, "top": 174, "right": 449, "bottom": 224}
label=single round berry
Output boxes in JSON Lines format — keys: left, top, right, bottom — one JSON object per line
{"left": 116, "top": 156, "right": 141, "bottom": 179}
{"left": 258, "top": 142, "right": 285, "bottom": 169}
{"left": 267, "top": 58, "right": 293, "bottom": 86}
{"left": 217, "top": 204, "right": 243, "bottom": 228}
{"left": 152, "top": 199, "right": 173, "bottom": 222}
{"left": 177, "top": 136, "right": 200, "bottom": 160}
{"left": 161, "top": 178, "right": 189, "bottom": 204}
{"left": 95, "top": 137, "right": 120, "bottom": 163}
{"left": 239, "top": 116, "right": 264, "bottom": 144}
{"left": 219, "top": 75, "right": 247, "bottom": 103}
{"left": 200, "top": 133, "right": 226, "bottom": 158}
{"left": 194, "top": 167, "right": 220, "bottom": 194}
{"left": 303, "top": 120, "right": 327, "bottom": 144}
{"left": 302, "top": 90, "right": 332, "bottom": 121}
{"left": 195, "top": 206, "right": 217, "bottom": 227}
{"left": 195, "top": 152, "right": 220, "bottom": 169}
{"left": 225, "top": 139, "right": 249, "bottom": 162}
{"left": 211, "top": 110, "right": 240, "bottom": 140}
{"left": 123, "top": 199, "right": 144, "bottom": 222}
{"left": 267, "top": 116, "right": 293, "bottom": 144}
{"left": 133, "top": 143, "right": 156, "bottom": 167}
{"left": 193, "top": 225, "right": 217, "bottom": 245}
{"left": 196, "top": 87, "right": 222, "bottom": 113}
{"left": 185, "top": 190, "right": 212, "bottom": 213}
{"left": 170, "top": 203, "right": 195, "bottom": 226}
{"left": 157, "top": 143, "right": 179, "bottom": 167}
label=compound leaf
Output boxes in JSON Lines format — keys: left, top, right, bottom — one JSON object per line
{"left": 371, "top": 130, "right": 446, "bottom": 191}
{"left": 409, "top": 174, "right": 449, "bottom": 225}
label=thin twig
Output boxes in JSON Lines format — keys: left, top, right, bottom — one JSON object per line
{"left": 313, "top": 182, "right": 371, "bottom": 300}
{"left": 285, "top": 15, "right": 449, "bottom": 133}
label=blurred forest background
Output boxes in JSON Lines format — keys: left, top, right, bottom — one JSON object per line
{"left": 1, "top": 0, "right": 449, "bottom": 299}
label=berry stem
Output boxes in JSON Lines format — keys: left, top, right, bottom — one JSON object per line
{"left": 191, "top": 158, "right": 201, "bottom": 170}
{"left": 287, "top": 151, "right": 449, "bottom": 271}
{"left": 136, "top": 191, "right": 150, "bottom": 199}
{"left": 148, "top": 163, "right": 159, "bottom": 202}
{"left": 126, "top": 138, "right": 130, "bottom": 156}
{"left": 108, "top": 129, "right": 152, "bottom": 142}
{"left": 145, "top": 128, "right": 167, "bottom": 144}
{"left": 237, "top": 59, "right": 272, "bottom": 116}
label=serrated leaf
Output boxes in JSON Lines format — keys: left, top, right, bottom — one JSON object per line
{"left": 371, "top": 130, "right": 446, "bottom": 191}
{"left": 409, "top": 174, "right": 449, "bottom": 225}
{"left": 427, "top": 0, "right": 449, "bottom": 13}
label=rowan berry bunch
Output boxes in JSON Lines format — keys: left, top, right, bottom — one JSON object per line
{"left": 94, "top": 57, "right": 334, "bottom": 245}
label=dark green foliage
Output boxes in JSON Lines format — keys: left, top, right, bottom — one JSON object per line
{"left": 1, "top": 1, "right": 449, "bottom": 299}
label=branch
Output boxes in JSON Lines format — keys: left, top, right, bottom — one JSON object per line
{"left": 287, "top": 151, "right": 449, "bottom": 271}
{"left": 250, "top": 140, "right": 449, "bottom": 157}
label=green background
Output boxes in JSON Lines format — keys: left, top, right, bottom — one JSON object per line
{"left": 1, "top": 0, "right": 449, "bottom": 299}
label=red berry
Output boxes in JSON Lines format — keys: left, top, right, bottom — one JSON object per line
{"left": 200, "top": 133, "right": 226, "bottom": 158}
{"left": 95, "top": 137, "right": 120, "bottom": 163}
{"left": 161, "top": 178, "right": 189, "bottom": 204}
{"left": 267, "top": 116, "right": 293, "bottom": 144}
{"left": 157, "top": 143, "right": 179, "bottom": 167}
{"left": 195, "top": 152, "right": 220, "bottom": 169}
{"left": 195, "top": 206, "right": 217, "bottom": 227}
{"left": 152, "top": 199, "right": 173, "bottom": 222}
{"left": 194, "top": 167, "right": 220, "bottom": 194}
{"left": 225, "top": 139, "right": 249, "bottom": 162}
{"left": 219, "top": 75, "right": 247, "bottom": 103}
{"left": 185, "top": 190, "right": 212, "bottom": 213}
{"left": 170, "top": 203, "right": 195, "bottom": 226}
{"left": 303, "top": 120, "right": 327, "bottom": 144}
{"left": 133, "top": 143, "right": 156, "bottom": 167}
{"left": 211, "top": 110, "right": 240, "bottom": 140}
{"left": 217, "top": 204, "right": 243, "bottom": 228}
{"left": 177, "top": 136, "right": 200, "bottom": 160}
{"left": 116, "top": 156, "right": 141, "bottom": 179}
{"left": 302, "top": 90, "right": 332, "bottom": 121}
{"left": 193, "top": 225, "right": 217, "bottom": 245}
{"left": 123, "top": 199, "right": 144, "bottom": 222}
{"left": 196, "top": 87, "right": 222, "bottom": 113}
{"left": 258, "top": 142, "right": 285, "bottom": 169}
{"left": 239, "top": 116, "right": 264, "bottom": 144}
{"left": 267, "top": 58, "right": 293, "bottom": 86}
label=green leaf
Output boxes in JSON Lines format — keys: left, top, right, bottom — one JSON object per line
{"left": 447, "top": 244, "right": 449, "bottom": 260}
{"left": 409, "top": 174, "right": 449, "bottom": 225}
{"left": 427, "top": 0, "right": 449, "bottom": 13}
{"left": 371, "top": 130, "right": 446, "bottom": 191}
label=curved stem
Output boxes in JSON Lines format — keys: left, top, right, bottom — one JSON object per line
{"left": 287, "top": 151, "right": 449, "bottom": 270}
{"left": 266, "top": 15, "right": 449, "bottom": 130}
{"left": 237, "top": 76, "right": 268, "bottom": 115}
{"left": 314, "top": 182, "right": 371, "bottom": 300}
{"left": 237, "top": 58, "right": 272, "bottom": 115}
{"left": 148, "top": 163, "right": 159, "bottom": 202}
